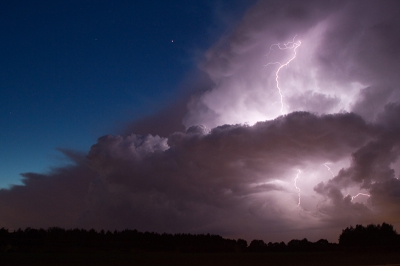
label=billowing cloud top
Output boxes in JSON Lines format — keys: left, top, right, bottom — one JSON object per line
{"left": 1, "top": 0, "right": 400, "bottom": 242}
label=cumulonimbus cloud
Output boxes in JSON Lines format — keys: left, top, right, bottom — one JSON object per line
{"left": 1, "top": 0, "right": 400, "bottom": 242}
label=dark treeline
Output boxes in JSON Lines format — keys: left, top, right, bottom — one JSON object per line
{"left": 339, "top": 222, "right": 399, "bottom": 247}
{"left": 1, "top": 222, "right": 399, "bottom": 253}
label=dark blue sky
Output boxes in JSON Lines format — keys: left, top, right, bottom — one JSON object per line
{"left": 0, "top": 0, "right": 253, "bottom": 188}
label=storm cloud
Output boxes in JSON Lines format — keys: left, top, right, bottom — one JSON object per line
{"left": 1, "top": 0, "right": 400, "bottom": 242}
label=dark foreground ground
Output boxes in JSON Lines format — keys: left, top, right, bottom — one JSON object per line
{"left": 1, "top": 251, "right": 400, "bottom": 266}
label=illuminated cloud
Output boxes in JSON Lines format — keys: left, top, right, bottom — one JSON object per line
{"left": 183, "top": 0, "right": 400, "bottom": 129}
{"left": 1, "top": 0, "right": 400, "bottom": 242}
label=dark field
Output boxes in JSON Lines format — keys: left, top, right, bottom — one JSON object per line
{"left": 1, "top": 251, "right": 400, "bottom": 266}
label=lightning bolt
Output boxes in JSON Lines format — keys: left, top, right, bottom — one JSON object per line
{"left": 294, "top": 169, "right": 302, "bottom": 207}
{"left": 351, "top": 193, "right": 371, "bottom": 201}
{"left": 265, "top": 37, "right": 302, "bottom": 206}
{"left": 323, "top": 164, "right": 370, "bottom": 202}
{"left": 265, "top": 36, "right": 301, "bottom": 114}
{"left": 323, "top": 163, "right": 335, "bottom": 177}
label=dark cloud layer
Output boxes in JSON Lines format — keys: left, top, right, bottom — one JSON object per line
{"left": 1, "top": 109, "right": 395, "bottom": 241}
{"left": 2, "top": 0, "right": 400, "bottom": 242}
{"left": 0, "top": 150, "right": 97, "bottom": 230}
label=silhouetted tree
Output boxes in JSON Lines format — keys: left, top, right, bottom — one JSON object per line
{"left": 236, "top": 239, "right": 248, "bottom": 252}
{"left": 248, "top": 239, "right": 267, "bottom": 252}
{"left": 339, "top": 222, "right": 399, "bottom": 247}
{"left": 288, "top": 238, "right": 312, "bottom": 251}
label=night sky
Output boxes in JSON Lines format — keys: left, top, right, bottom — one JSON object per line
{"left": 1, "top": 0, "right": 400, "bottom": 243}
{"left": 0, "top": 0, "right": 252, "bottom": 188}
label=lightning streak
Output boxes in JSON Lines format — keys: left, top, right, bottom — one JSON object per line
{"left": 265, "top": 37, "right": 302, "bottom": 207}
{"left": 265, "top": 36, "right": 301, "bottom": 114}
{"left": 294, "top": 169, "right": 302, "bottom": 206}
{"left": 323, "top": 163, "right": 335, "bottom": 177}
{"left": 351, "top": 193, "right": 371, "bottom": 201}
{"left": 323, "top": 164, "right": 371, "bottom": 202}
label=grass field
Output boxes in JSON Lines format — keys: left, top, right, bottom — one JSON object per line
{"left": 1, "top": 251, "right": 400, "bottom": 266}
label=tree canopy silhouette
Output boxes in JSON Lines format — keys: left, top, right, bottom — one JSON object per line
{"left": 339, "top": 222, "right": 399, "bottom": 247}
{"left": 1, "top": 222, "right": 400, "bottom": 253}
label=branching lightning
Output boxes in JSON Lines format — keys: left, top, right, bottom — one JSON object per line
{"left": 264, "top": 39, "right": 370, "bottom": 208}
{"left": 265, "top": 37, "right": 303, "bottom": 207}
{"left": 294, "top": 169, "right": 302, "bottom": 207}
{"left": 265, "top": 36, "right": 301, "bottom": 114}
